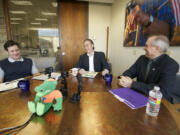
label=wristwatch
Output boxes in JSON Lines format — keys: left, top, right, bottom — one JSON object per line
{"left": 145, "top": 15, "right": 154, "bottom": 27}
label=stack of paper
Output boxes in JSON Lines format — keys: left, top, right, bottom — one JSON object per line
{"left": 32, "top": 72, "right": 61, "bottom": 81}
{"left": 82, "top": 72, "right": 98, "bottom": 78}
{"left": 109, "top": 88, "right": 148, "bottom": 109}
{"left": 0, "top": 78, "right": 24, "bottom": 92}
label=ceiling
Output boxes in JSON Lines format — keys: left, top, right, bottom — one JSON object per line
{"left": 8, "top": 0, "right": 114, "bottom": 29}
{"left": 6, "top": 0, "right": 114, "bottom": 47}
{"left": 9, "top": 0, "right": 58, "bottom": 29}
{"left": 8, "top": 0, "right": 115, "bottom": 41}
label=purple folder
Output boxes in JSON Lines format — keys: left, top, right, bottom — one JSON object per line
{"left": 109, "top": 88, "right": 148, "bottom": 109}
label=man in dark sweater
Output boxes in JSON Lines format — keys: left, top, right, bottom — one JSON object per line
{"left": 118, "top": 35, "right": 179, "bottom": 103}
{"left": 75, "top": 39, "right": 110, "bottom": 76}
{"left": 0, "top": 40, "right": 39, "bottom": 83}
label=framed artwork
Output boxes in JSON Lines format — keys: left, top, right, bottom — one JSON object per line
{"left": 123, "top": 0, "right": 180, "bottom": 46}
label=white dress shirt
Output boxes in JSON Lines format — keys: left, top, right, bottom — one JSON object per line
{"left": 87, "top": 52, "right": 94, "bottom": 72}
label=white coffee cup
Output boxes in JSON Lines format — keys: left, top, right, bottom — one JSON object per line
{"left": 72, "top": 68, "right": 79, "bottom": 76}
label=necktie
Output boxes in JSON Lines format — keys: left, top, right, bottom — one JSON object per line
{"left": 145, "top": 60, "right": 153, "bottom": 81}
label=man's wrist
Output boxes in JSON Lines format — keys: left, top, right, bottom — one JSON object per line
{"left": 145, "top": 15, "right": 154, "bottom": 27}
{"left": 104, "top": 69, "right": 109, "bottom": 72}
{"left": 129, "top": 80, "right": 135, "bottom": 88}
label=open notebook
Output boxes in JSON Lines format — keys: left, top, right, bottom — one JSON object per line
{"left": 0, "top": 78, "right": 24, "bottom": 92}
{"left": 81, "top": 72, "right": 98, "bottom": 78}
{"left": 32, "top": 72, "right": 61, "bottom": 81}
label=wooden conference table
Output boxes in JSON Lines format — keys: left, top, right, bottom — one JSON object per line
{"left": 0, "top": 74, "right": 180, "bottom": 135}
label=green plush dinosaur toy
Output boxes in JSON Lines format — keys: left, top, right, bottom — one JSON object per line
{"left": 28, "top": 78, "right": 63, "bottom": 116}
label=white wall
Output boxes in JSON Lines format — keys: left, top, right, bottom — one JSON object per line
{"left": 109, "top": 0, "right": 180, "bottom": 75}
{"left": 88, "top": 3, "right": 111, "bottom": 54}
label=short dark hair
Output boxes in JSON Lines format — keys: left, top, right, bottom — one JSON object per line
{"left": 4, "top": 40, "right": 21, "bottom": 51}
{"left": 84, "top": 38, "right": 95, "bottom": 49}
{"left": 84, "top": 38, "right": 94, "bottom": 45}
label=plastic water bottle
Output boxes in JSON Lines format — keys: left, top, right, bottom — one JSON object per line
{"left": 146, "top": 86, "right": 162, "bottom": 117}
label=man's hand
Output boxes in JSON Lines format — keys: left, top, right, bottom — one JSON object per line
{"left": 79, "top": 69, "right": 87, "bottom": 74}
{"left": 127, "top": 12, "right": 137, "bottom": 31}
{"left": 127, "top": 5, "right": 169, "bottom": 36}
{"left": 130, "top": 5, "right": 150, "bottom": 26}
{"left": 102, "top": 69, "right": 109, "bottom": 76}
{"left": 0, "top": 78, "right": 3, "bottom": 83}
{"left": 33, "top": 73, "right": 40, "bottom": 77}
{"left": 118, "top": 76, "right": 133, "bottom": 88}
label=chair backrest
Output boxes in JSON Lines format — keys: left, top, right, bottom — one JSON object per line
{"left": 172, "top": 74, "right": 180, "bottom": 97}
{"left": 32, "top": 57, "right": 56, "bottom": 72}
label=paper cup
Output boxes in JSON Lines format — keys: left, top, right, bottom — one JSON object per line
{"left": 72, "top": 68, "right": 79, "bottom": 76}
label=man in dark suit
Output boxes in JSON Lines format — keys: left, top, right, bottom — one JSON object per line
{"left": 118, "top": 35, "right": 179, "bottom": 103}
{"left": 75, "top": 39, "right": 110, "bottom": 76}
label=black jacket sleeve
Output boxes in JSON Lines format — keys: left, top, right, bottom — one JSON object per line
{"left": 100, "top": 52, "right": 110, "bottom": 71}
{"left": 75, "top": 54, "right": 89, "bottom": 71}
{"left": 122, "top": 56, "right": 143, "bottom": 78}
{"left": 131, "top": 60, "right": 179, "bottom": 102}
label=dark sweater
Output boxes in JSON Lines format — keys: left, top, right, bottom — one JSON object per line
{"left": 0, "top": 58, "right": 32, "bottom": 82}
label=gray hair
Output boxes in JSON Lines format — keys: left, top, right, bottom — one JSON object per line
{"left": 150, "top": 35, "right": 169, "bottom": 52}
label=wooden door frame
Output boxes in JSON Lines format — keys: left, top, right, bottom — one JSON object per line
{"left": 3, "top": 0, "right": 12, "bottom": 40}
{"left": 57, "top": 0, "right": 89, "bottom": 71}
{"left": 57, "top": 0, "right": 64, "bottom": 71}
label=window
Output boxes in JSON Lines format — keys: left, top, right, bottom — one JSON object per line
{"left": 8, "top": 0, "right": 59, "bottom": 58}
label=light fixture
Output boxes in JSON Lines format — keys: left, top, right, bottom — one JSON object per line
{"left": 10, "top": 0, "right": 32, "bottom": 6}
{"left": 28, "top": 27, "right": 58, "bottom": 31}
{"left": 31, "top": 22, "right": 41, "bottom": 25}
{"left": 10, "top": 18, "right": 23, "bottom": 20}
{"left": 11, "top": 22, "right": 20, "bottom": 24}
{"left": 41, "top": 12, "right": 56, "bottom": 16}
{"left": 10, "top": 11, "right": 27, "bottom": 14}
{"left": 51, "top": 2, "right": 57, "bottom": 7}
{"left": 35, "top": 18, "right": 48, "bottom": 21}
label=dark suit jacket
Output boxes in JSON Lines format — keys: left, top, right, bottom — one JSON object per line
{"left": 122, "top": 54, "right": 179, "bottom": 103}
{"left": 75, "top": 51, "right": 110, "bottom": 72}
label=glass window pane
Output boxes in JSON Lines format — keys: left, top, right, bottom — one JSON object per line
{"left": 8, "top": 0, "right": 60, "bottom": 71}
